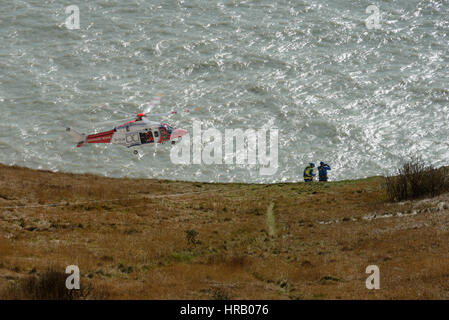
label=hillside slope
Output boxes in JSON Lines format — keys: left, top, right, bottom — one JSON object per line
{"left": 1, "top": 164, "right": 449, "bottom": 299}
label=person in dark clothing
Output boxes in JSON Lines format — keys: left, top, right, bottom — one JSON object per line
{"left": 318, "top": 161, "right": 331, "bottom": 182}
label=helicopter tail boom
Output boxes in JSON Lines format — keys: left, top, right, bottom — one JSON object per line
{"left": 85, "top": 130, "right": 115, "bottom": 145}
{"left": 66, "top": 128, "right": 115, "bottom": 147}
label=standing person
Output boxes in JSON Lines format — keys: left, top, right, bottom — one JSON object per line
{"left": 318, "top": 161, "right": 331, "bottom": 182}
{"left": 303, "top": 163, "right": 316, "bottom": 182}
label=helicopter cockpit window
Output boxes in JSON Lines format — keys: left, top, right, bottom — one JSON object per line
{"left": 165, "top": 124, "right": 173, "bottom": 135}
{"left": 159, "top": 126, "right": 170, "bottom": 141}
{"left": 154, "top": 131, "right": 159, "bottom": 138}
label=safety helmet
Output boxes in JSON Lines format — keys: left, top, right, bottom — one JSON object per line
{"left": 320, "top": 161, "right": 324, "bottom": 166}
{"left": 310, "top": 162, "right": 315, "bottom": 167}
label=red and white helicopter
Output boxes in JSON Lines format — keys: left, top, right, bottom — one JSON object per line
{"left": 66, "top": 97, "right": 195, "bottom": 154}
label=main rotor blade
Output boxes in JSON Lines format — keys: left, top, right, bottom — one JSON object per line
{"left": 145, "top": 107, "right": 201, "bottom": 118}
{"left": 142, "top": 95, "right": 163, "bottom": 114}
{"left": 91, "top": 103, "right": 135, "bottom": 117}
{"left": 88, "top": 117, "right": 135, "bottom": 127}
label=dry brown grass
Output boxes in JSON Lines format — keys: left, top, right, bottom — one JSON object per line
{"left": 1, "top": 164, "right": 449, "bottom": 299}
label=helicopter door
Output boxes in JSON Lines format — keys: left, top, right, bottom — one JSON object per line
{"left": 140, "top": 131, "right": 154, "bottom": 144}
{"left": 125, "top": 132, "right": 140, "bottom": 146}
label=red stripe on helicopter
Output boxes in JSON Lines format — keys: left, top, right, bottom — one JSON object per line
{"left": 117, "top": 119, "right": 136, "bottom": 129}
{"left": 86, "top": 130, "right": 114, "bottom": 144}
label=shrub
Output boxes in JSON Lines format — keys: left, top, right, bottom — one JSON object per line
{"left": 0, "top": 269, "right": 93, "bottom": 300}
{"left": 385, "top": 158, "right": 449, "bottom": 201}
{"left": 185, "top": 229, "right": 200, "bottom": 245}
{"left": 209, "top": 286, "right": 231, "bottom": 300}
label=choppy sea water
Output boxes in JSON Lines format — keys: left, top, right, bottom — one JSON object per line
{"left": 0, "top": 0, "right": 448, "bottom": 183}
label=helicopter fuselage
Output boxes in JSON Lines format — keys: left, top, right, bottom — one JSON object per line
{"left": 67, "top": 116, "right": 188, "bottom": 148}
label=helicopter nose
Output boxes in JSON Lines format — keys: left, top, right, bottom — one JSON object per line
{"left": 171, "top": 128, "right": 188, "bottom": 138}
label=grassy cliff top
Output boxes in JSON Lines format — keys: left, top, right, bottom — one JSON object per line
{"left": 1, "top": 164, "right": 449, "bottom": 299}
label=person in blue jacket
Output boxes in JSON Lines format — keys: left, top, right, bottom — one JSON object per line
{"left": 303, "top": 163, "right": 316, "bottom": 182}
{"left": 318, "top": 161, "right": 331, "bottom": 182}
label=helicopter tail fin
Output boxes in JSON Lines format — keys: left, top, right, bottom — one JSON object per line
{"left": 66, "top": 128, "right": 86, "bottom": 147}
